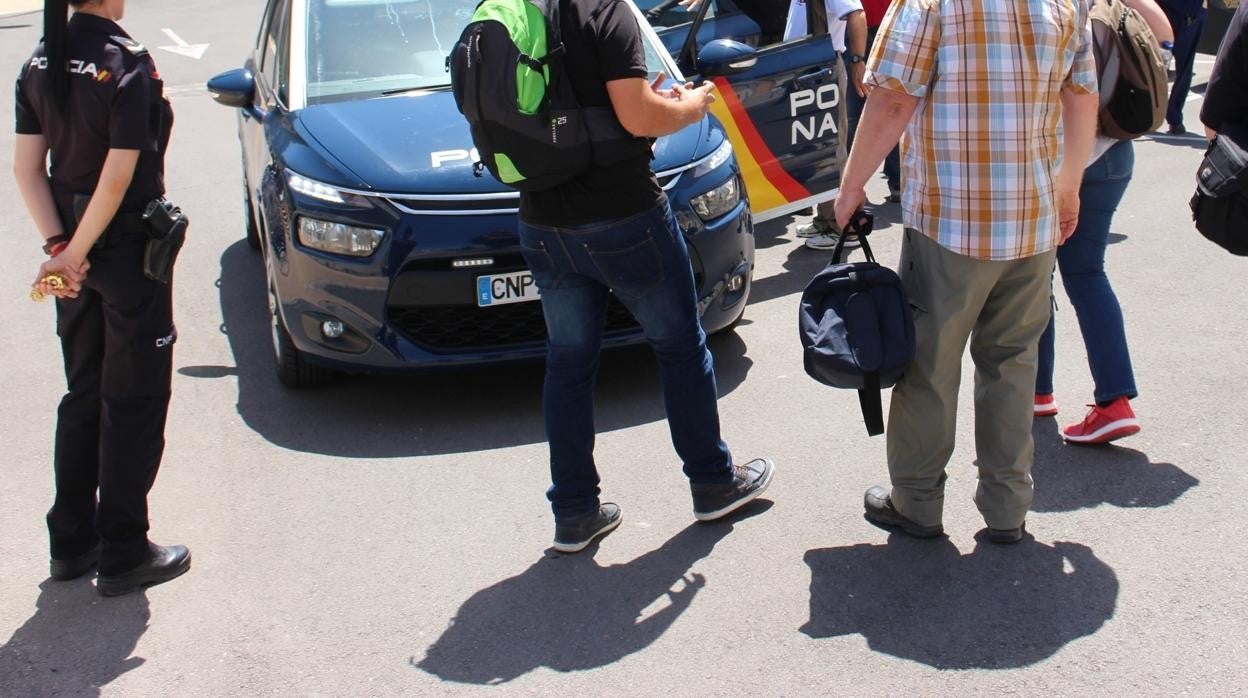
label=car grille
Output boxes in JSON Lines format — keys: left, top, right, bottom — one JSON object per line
{"left": 387, "top": 296, "right": 640, "bottom": 352}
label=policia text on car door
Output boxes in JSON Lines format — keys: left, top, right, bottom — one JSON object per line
{"left": 13, "top": 0, "right": 190, "bottom": 596}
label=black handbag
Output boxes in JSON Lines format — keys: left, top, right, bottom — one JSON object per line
{"left": 1191, "top": 122, "right": 1248, "bottom": 256}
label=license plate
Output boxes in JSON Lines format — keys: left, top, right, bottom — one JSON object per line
{"left": 477, "top": 270, "right": 541, "bottom": 307}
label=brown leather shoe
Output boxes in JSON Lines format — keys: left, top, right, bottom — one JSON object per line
{"left": 863, "top": 486, "right": 944, "bottom": 538}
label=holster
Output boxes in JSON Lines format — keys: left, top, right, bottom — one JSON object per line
{"left": 142, "top": 227, "right": 184, "bottom": 284}
{"left": 141, "top": 198, "right": 189, "bottom": 285}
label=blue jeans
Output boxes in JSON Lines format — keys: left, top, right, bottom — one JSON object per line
{"left": 519, "top": 203, "right": 733, "bottom": 521}
{"left": 1037, "top": 139, "right": 1138, "bottom": 404}
{"left": 1163, "top": 4, "right": 1206, "bottom": 129}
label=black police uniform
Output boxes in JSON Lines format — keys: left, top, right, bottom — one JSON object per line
{"left": 14, "top": 13, "right": 176, "bottom": 576}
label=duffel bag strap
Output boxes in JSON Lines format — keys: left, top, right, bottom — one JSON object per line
{"left": 831, "top": 209, "right": 876, "bottom": 265}
{"left": 858, "top": 372, "right": 885, "bottom": 436}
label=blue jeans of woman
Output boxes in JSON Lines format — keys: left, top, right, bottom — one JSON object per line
{"left": 1037, "top": 139, "right": 1138, "bottom": 404}
{"left": 519, "top": 202, "right": 734, "bottom": 521}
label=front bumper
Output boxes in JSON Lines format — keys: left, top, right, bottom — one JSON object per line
{"left": 269, "top": 183, "right": 753, "bottom": 375}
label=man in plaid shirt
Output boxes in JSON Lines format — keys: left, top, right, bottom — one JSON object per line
{"left": 833, "top": 0, "right": 1099, "bottom": 543}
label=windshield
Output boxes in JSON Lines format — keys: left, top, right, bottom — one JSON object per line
{"left": 305, "top": 0, "right": 474, "bottom": 102}
{"left": 304, "top": 0, "right": 669, "bottom": 104}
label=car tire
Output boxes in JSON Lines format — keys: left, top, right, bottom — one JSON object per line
{"left": 243, "top": 180, "right": 261, "bottom": 251}
{"left": 266, "top": 261, "right": 334, "bottom": 389}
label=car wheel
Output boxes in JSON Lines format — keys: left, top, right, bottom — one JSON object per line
{"left": 243, "top": 180, "right": 261, "bottom": 250}
{"left": 266, "top": 260, "right": 334, "bottom": 389}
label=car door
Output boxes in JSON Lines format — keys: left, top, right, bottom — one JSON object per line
{"left": 645, "top": 0, "right": 845, "bottom": 222}
{"left": 243, "top": 0, "right": 291, "bottom": 217}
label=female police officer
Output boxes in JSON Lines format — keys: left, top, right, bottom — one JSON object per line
{"left": 13, "top": 0, "right": 189, "bottom": 596}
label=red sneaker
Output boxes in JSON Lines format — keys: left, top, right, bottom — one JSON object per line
{"left": 1034, "top": 393, "right": 1058, "bottom": 417}
{"left": 1062, "top": 397, "right": 1140, "bottom": 444}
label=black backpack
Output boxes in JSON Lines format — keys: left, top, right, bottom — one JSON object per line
{"left": 449, "top": 0, "right": 636, "bottom": 192}
{"left": 1191, "top": 122, "right": 1248, "bottom": 256}
{"left": 799, "top": 214, "right": 916, "bottom": 436}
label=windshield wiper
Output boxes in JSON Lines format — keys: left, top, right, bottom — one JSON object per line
{"left": 380, "top": 84, "right": 451, "bottom": 96}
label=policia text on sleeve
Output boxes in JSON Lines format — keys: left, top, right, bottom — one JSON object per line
{"left": 12, "top": 0, "right": 191, "bottom": 596}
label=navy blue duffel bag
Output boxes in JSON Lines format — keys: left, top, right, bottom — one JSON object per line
{"left": 799, "top": 212, "right": 915, "bottom": 436}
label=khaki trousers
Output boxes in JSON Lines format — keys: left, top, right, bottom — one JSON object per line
{"left": 886, "top": 230, "right": 1056, "bottom": 530}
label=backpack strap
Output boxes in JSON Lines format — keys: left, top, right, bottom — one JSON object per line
{"left": 858, "top": 373, "right": 885, "bottom": 436}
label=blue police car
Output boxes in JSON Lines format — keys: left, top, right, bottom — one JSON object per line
{"left": 207, "top": 0, "right": 845, "bottom": 387}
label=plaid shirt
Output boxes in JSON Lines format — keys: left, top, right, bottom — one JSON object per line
{"left": 865, "top": 0, "right": 1098, "bottom": 261}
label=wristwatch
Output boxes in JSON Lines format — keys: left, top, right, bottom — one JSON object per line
{"left": 42, "top": 235, "right": 69, "bottom": 256}
{"left": 844, "top": 53, "right": 866, "bottom": 64}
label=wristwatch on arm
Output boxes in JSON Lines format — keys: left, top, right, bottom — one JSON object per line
{"left": 844, "top": 53, "right": 865, "bottom": 64}
{"left": 42, "top": 234, "right": 69, "bottom": 257}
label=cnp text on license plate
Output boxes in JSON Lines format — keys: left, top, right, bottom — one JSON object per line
{"left": 477, "top": 270, "right": 541, "bottom": 307}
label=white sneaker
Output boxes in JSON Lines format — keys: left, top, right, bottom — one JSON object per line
{"left": 804, "top": 231, "right": 842, "bottom": 250}
{"left": 795, "top": 218, "right": 833, "bottom": 238}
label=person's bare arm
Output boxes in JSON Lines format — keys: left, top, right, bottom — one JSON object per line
{"left": 60, "top": 148, "right": 140, "bottom": 267}
{"left": 1056, "top": 89, "right": 1099, "bottom": 241}
{"left": 1122, "top": 0, "right": 1174, "bottom": 43}
{"left": 29, "top": 148, "right": 140, "bottom": 298}
{"left": 606, "top": 74, "right": 716, "bottom": 137}
{"left": 14, "top": 134, "right": 64, "bottom": 245}
{"left": 833, "top": 85, "right": 919, "bottom": 228}
{"left": 845, "top": 10, "right": 868, "bottom": 97}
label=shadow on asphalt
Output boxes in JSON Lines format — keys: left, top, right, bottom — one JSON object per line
{"left": 1142, "top": 132, "right": 1212, "bottom": 150}
{"left": 414, "top": 502, "right": 772, "bottom": 685}
{"left": 197, "top": 241, "right": 754, "bottom": 458}
{"left": 1031, "top": 419, "right": 1199, "bottom": 512}
{"left": 802, "top": 531, "right": 1118, "bottom": 669}
{"left": 0, "top": 580, "right": 149, "bottom": 696}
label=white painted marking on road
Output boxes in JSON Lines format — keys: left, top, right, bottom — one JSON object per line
{"left": 158, "top": 28, "right": 210, "bottom": 60}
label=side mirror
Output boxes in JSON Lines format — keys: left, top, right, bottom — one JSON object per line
{"left": 695, "top": 40, "right": 758, "bottom": 78}
{"left": 207, "top": 68, "right": 255, "bottom": 109}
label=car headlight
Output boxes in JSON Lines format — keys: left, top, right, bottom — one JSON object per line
{"left": 693, "top": 139, "right": 734, "bottom": 177}
{"left": 297, "top": 217, "right": 385, "bottom": 257}
{"left": 286, "top": 170, "right": 372, "bottom": 208}
{"left": 690, "top": 177, "right": 740, "bottom": 221}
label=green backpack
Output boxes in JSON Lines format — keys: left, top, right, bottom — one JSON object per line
{"left": 449, "top": 0, "right": 637, "bottom": 191}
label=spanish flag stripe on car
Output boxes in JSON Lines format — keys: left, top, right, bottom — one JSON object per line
{"left": 708, "top": 77, "right": 812, "bottom": 211}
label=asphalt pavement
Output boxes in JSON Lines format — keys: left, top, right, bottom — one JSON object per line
{"left": 1, "top": 2, "right": 1245, "bottom": 695}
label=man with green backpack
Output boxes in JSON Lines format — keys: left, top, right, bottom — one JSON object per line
{"left": 451, "top": 0, "right": 776, "bottom": 553}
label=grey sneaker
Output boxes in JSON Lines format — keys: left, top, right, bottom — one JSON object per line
{"left": 804, "top": 230, "right": 842, "bottom": 250}
{"left": 553, "top": 503, "right": 622, "bottom": 553}
{"left": 691, "top": 458, "right": 775, "bottom": 522}
{"left": 795, "top": 217, "right": 834, "bottom": 238}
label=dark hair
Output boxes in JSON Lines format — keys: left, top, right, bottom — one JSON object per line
{"left": 43, "top": 0, "right": 89, "bottom": 112}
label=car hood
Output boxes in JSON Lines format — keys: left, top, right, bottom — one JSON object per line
{"left": 295, "top": 91, "right": 708, "bottom": 195}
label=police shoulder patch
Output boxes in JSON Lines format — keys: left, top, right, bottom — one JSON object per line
{"left": 108, "top": 35, "right": 148, "bottom": 56}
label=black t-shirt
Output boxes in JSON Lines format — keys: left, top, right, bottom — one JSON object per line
{"left": 519, "top": 0, "right": 663, "bottom": 226}
{"left": 1201, "top": 2, "right": 1248, "bottom": 132}
{"left": 14, "top": 13, "right": 172, "bottom": 215}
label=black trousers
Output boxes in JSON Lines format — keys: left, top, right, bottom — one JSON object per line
{"left": 48, "top": 231, "right": 175, "bottom": 575}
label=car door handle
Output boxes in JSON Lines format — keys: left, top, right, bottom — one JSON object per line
{"left": 795, "top": 67, "right": 832, "bottom": 88}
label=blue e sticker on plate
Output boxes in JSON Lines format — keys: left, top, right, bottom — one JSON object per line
{"left": 477, "top": 276, "right": 493, "bottom": 306}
